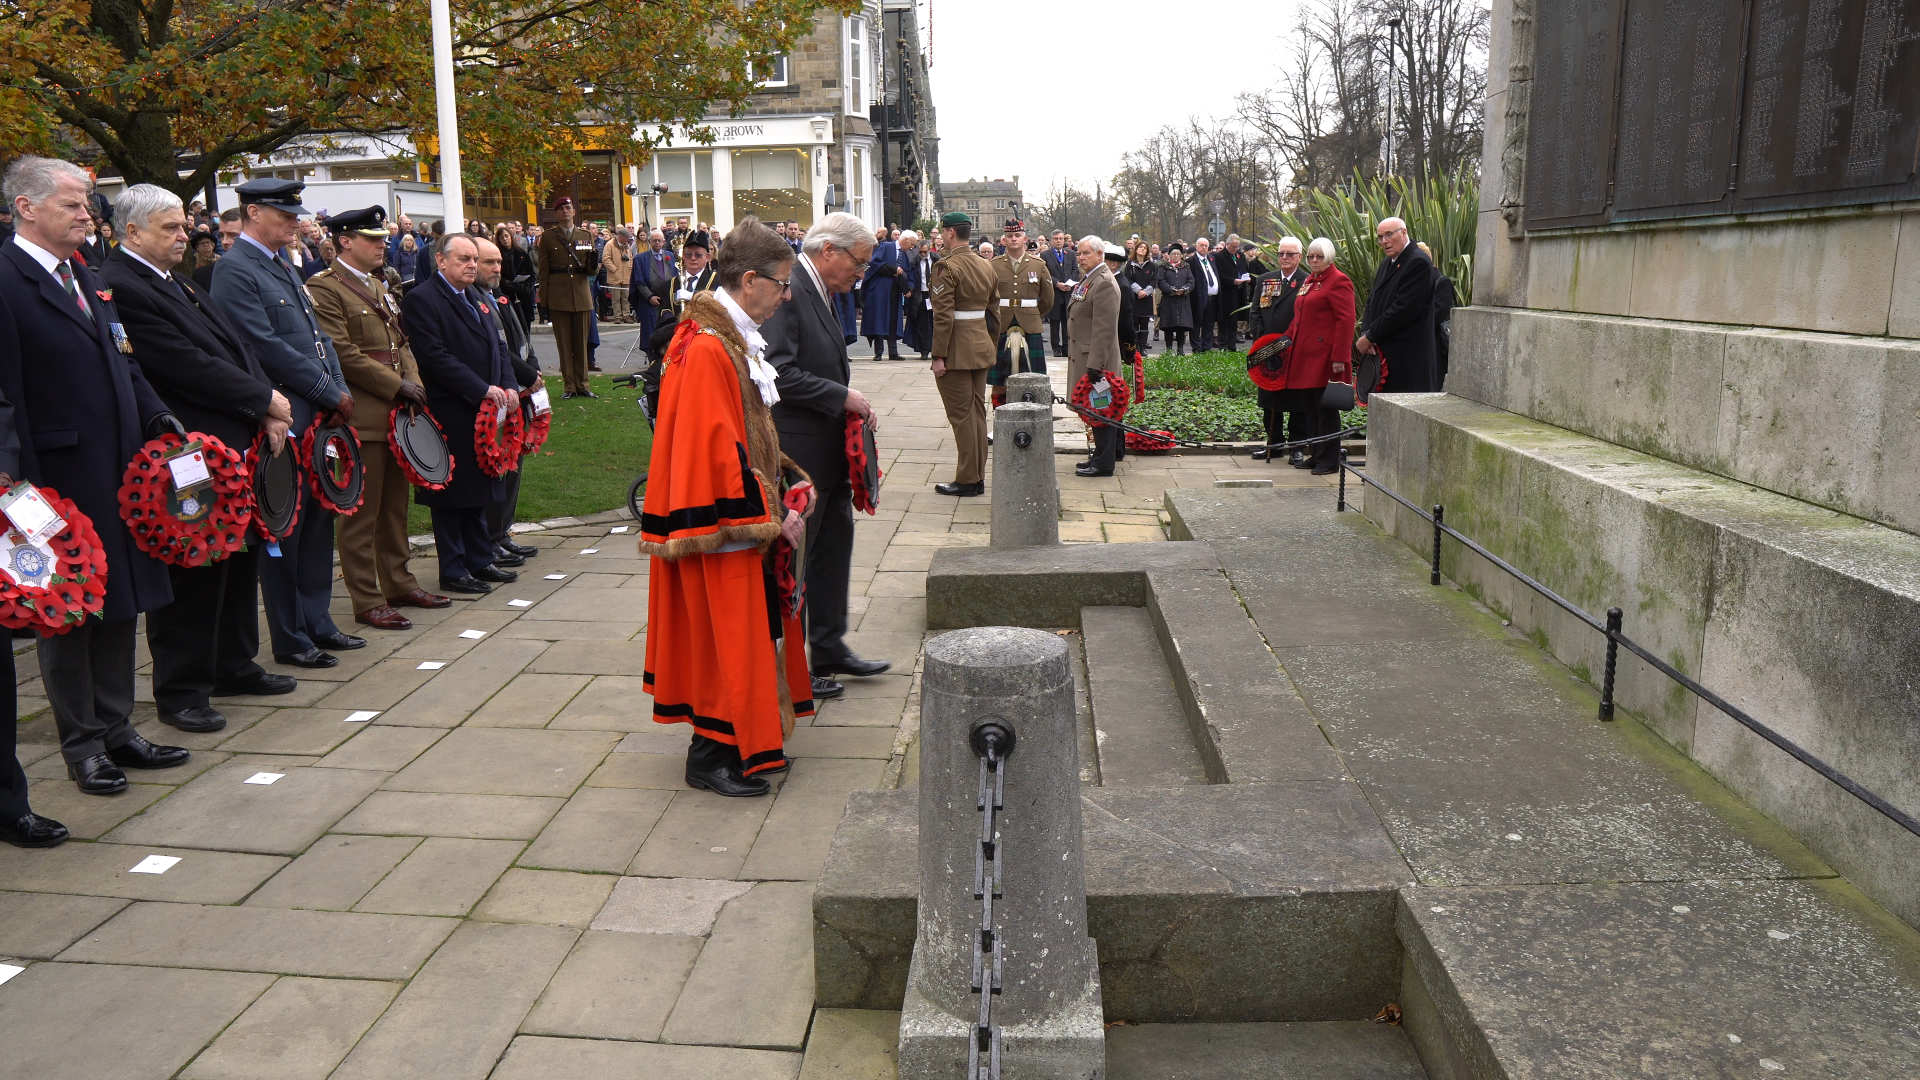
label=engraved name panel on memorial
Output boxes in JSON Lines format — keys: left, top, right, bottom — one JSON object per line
{"left": 1737, "top": 0, "right": 1920, "bottom": 208}
{"left": 1524, "top": 0, "right": 1627, "bottom": 227}
{"left": 1613, "top": 0, "right": 1746, "bottom": 215}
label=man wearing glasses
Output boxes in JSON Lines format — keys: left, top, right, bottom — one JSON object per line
{"left": 1355, "top": 216, "right": 1439, "bottom": 393}
{"left": 1246, "top": 235, "right": 1308, "bottom": 461}
{"left": 763, "top": 213, "right": 889, "bottom": 704}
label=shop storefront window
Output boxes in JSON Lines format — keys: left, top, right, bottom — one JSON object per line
{"left": 639, "top": 151, "right": 716, "bottom": 230}
{"left": 734, "top": 149, "right": 814, "bottom": 228}
{"left": 543, "top": 152, "right": 618, "bottom": 225}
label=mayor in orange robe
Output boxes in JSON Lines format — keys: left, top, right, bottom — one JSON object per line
{"left": 638, "top": 219, "right": 814, "bottom": 797}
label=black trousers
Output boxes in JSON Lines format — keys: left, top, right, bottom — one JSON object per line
{"left": 1090, "top": 423, "right": 1122, "bottom": 473}
{"left": 433, "top": 506, "right": 496, "bottom": 581}
{"left": 149, "top": 547, "right": 267, "bottom": 713}
{"left": 687, "top": 732, "right": 741, "bottom": 773}
{"left": 38, "top": 616, "right": 139, "bottom": 763}
{"left": 1216, "top": 296, "right": 1239, "bottom": 349}
{"left": 1281, "top": 388, "right": 1340, "bottom": 467}
{"left": 486, "top": 468, "right": 522, "bottom": 548}
{"left": 802, "top": 462, "right": 855, "bottom": 666}
{"left": 1193, "top": 296, "right": 1218, "bottom": 350}
{"left": 1048, "top": 304, "right": 1070, "bottom": 355}
{"left": 259, "top": 488, "right": 341, "bottom": 657}
{"left": 1258, "top": 386, "right": 1290, "bottom": 448}
{"left": 1, "top": 647, "right": 28, "bottom": 817}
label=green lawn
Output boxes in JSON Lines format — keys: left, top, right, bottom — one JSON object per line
{"left": 406, "top": 373, "right": 653, "bottom": 535}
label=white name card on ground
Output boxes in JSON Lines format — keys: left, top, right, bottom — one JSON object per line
{"left": 0, "top": 963, "right": 24, "bottom": 986}
{"left": 417, "top": 661, "right": 447, "bottom": 671}
{"left": 458, "top": 629, "right": 487, "bottom": 639}
{"left": 609, "top": 526, "right": 630, "bottom": 533}
{"left": 344, "top": 710, "right": 380, "bottom": 723}
{"left": 579, "top": 548, "right": 599, "bottom": 555}
{"left": 508, "top": 599, "right": 534, "bottom": 608}
{"left": 243, "top": 772, "right": 284, "bottom": 786}
{"left": 544, "top": 573, "right": 567, "bottom": 580}
{"left": 129, "top": 855, "right": 181, "bottom": 875}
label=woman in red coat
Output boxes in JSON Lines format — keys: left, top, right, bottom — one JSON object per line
{"left": 1279, "top": 237, "right": 1356, "bottom": 475}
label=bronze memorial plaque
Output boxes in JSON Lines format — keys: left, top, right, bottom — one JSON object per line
{"left": 1524, "top": 0, "right": 1627, "bottom": 227}
{"left": 1612, "top": 0, "right": 1747, "bottom": 216}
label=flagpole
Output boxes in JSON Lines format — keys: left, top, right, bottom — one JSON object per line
{"left": 430, "top": 0, "right": 463, "bottom": 225}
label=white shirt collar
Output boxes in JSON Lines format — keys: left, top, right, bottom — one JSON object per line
{"left": 120, "top": 247, "right": 176, "bottom": 282}
{"left": 10, "top": 234, "right": 71, "bottom": 278}
{"left": 798, "top": 252, "right": 828, "bottom": 303}
{"left": 714, "top": 286, "right": 779, "bottom": 407}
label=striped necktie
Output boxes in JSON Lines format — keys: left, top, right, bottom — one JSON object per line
{"left": 57, "top": 261, "right": 93, "bottom": 321}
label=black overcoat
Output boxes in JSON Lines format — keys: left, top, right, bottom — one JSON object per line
{"left": 400, "top": 274, "right": 512, "bottom": 509}
{"left": 1360, "top": 245, "right": 1439, "bottom": 392}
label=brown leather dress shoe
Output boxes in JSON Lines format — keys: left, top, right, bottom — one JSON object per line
{"left": 355, "top": 605, "right": 413, "bottom": 630}
{"left": 388, "top": 588, "right": 453, "bottom": 609}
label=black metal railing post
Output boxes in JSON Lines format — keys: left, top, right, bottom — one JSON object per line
{"left": 1430, "top": 505, "right": 1445, "bottom": 586}
{"left": 1336, "top": 450, "right": 1349, "bottom": 512}
{"left": 1599, "top": 607, "right": 1623, "bottom": 721}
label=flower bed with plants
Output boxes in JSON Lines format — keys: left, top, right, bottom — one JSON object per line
{"left": 1137, "top": 350, "right": 1363, "bottom": 445}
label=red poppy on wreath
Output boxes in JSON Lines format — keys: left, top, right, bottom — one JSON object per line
{"left": 520, "top": 399, "right": 551, "bottom": 456}
{"left": 300, "top": 416, "right": 366, "bottom": 516}
{"left": 388, "top": 404, "right": 454, "bottom": 490}
{"left": 0, "top": 482, "right": 108, "bottom": 635}
{"left": 118, "top": 432, "right": 253, "bottom": 568}
{"left": 95, "top": 289, "right": 113, "bottom": 304}
{"left": 1125, "top": 428, "right": 1178, "bottom": 452}
{"left": 475, "top": 397, "right": 525, "bottom": 478}
{"left": 1068, "top": 368, "right": 1130, "bottom": 428}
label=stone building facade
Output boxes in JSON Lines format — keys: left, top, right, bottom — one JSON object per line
{"left": 937, "top": 178, "right": 1025, "bottom": 237}
{"left": 879, "top": 0, "right": 939, "bottom": 226}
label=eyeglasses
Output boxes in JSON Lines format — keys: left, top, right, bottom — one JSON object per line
{"left": 1375, "top": 228, "right": 1405, "bottom": 242}
{"left": 1305, "top": 254, "right": 1327, "bottom": 261}
{"left": 1278, "top": 251, "right": 1302, "bottom": 258}
{"left": 758, "top": 273, "right": 792, "bottom": 293}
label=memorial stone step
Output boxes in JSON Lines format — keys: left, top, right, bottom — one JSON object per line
{"left": 1080, "top": 606, "right": 1209, "bottom": 787}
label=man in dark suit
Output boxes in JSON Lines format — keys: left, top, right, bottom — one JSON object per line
{"left": 0, "top": 300, "right": 67, "bottom": 844}
{"left": 105, "top": 184, "right": 298, "bottom": 733}
{"left": 629, "top": 228, "right": 678, "bottom": 362}
{"left": 1356, "top": 217, "right": 1438, "bottom": 393}
{"left": 900, "top": 231, "right": 933, "bottom": 359}
{"left": 1043, "top": 230, "right": 1076, "bottom": 357}
{"left": 763, "top": 213, "right": 889, "bottom": 701}
{"left": 401, "top": 234, "right": 518, "bottom": 594}
{"left": 1214, "top": 235, "right": 1248, "bottom": 350}
{"left": 0, "top": 156, "right": 192, "bottom": 796}
{"left": 474, "top": 235, "right": 543, "bottom": 568}
{"left": 1190, "top": 236, "right": 1223, "bottom": 350}
{"left": 211, "top": 178, "right": 365, "bottom": 670}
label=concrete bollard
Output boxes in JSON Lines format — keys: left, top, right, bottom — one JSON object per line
{"left": 991, "top": 401, "right": 1059, "bottom": 549}
{"left": 1005, "top": 371, "right": 1052, "bottom": 406}
{"left": 898, "top": 627, "right": 1104, "bottom": 1079}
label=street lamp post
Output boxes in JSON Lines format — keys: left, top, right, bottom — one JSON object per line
{"left": 1384, "top": 16, "right": 1401, "bottom": 178}
{"left": 430, "top": 0, "right": 462, "bottom": 224}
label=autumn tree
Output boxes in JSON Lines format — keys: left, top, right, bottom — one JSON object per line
{"left": 0, "top": 0, "right": 857, "bottom": 199}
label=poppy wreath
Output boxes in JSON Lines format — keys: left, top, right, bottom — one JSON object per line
{"left": 520, "top": 398, "right": 552, "bottom": 455}
{"left": 844, "top": 412, "right": 883, "bottom": 514}
{"left": 1124, "top": 429, "right": 1178, "bottom": 452}
{"left": 1069, "top": 367, "right": 1131, "bottom": 428}
{"left": 388, "top": 404, "right": 453, "bottom": 491}
{"left": 0, "top": 481, "right": 109, "bottom": 635}
{"left": 300, "top": 415, "right": 365, "bottom": 516}
{"left": 770, "top": 482, "right": 814, "bottom": 619}
{"left": 1131, "top": 349, "right": 1146, "bottom": 404}
{"left": 475, "top": 397, "right": 525, "bottom": 478}
{"left": 117, "top": 433, "right": 252, "bottom": 568}
{"left": 248, "top": 429, "right": 302, "bottom": 544}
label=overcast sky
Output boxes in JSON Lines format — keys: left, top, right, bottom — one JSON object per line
{"left": 919, "top": 0, "right": 1307, "bottom": 202}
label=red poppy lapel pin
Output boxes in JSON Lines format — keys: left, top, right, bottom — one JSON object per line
{"left": 95, "top": 289, "right": 113, "bottom": 303}
{"left": 478, "top": 302, "right": 491, "bottom": 314}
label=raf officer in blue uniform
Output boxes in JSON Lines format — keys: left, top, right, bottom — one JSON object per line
{"left": 209, "top": 178, "right": 365, "bottom": 669}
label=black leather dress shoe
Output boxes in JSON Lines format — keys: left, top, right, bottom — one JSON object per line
{"left": 1, "top": 811, "right": 69, "bottom": 848}
{"left": 811, "top": 674, "right": 845, "bottom": 700}
{"left": 1074, "top": 463, "right": 1113, "bottom": 477}
{"left": 814, "top": 655, "right": 891, "bottom": 679}
{"left": 934, "top": 481, "right": 985, "bottom": 497}
{"left": 213, "top": 671, "right": 297, "bottom": 697}
{"left": 474, "top": 564, "right": 519, "bottom": 583}
{"left": 275, "top": 648, "right": 340, "bottom": 669}
{"left": 441, "top": 575, "right": 493, "bottom": 595}
{"left": 67, "top": 754, "right": 128, "bottom": 795}
{"left": 108, "top": 732, "right": 191, "bottom": 770}
{"left": 685, "top": 763, "right": 770, "bottom": 797}
{"left": 160, "top": 705, "right": 227, "bottom": 733}
{"left": 1250, "top": 447, "right": 1272, "bottom": 461}
{"left": 502, "top": 540, "right": 539, "bottom": 559}
{"left": 1289, "top": 449, "right": 1307, "bottom": 467}
{"left": 313, "top": 630, "right": 366, "bottom": 651}
{"left": 491, "top": 549, "right": 526, "bottom": 568}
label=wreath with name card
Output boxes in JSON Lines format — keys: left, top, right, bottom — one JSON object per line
{"left": 1069, "top": 368, "right": 1131, "bottom": 427}
{"left": 117, "top": 433, "right": 253, "bottom": 567}
{"left": 301, "top": 415, "right": 366, "bottom": 516}
{"left": 0, "top": 481, "right": 108, "bottom": 635}
{"left": 844, "top": 412, "right": 883, "bottom": 514}
{"left": 475, "top": 396, "right": 525, "bottom": 478}
{"left": 520, "top": 392, "right": 552, "bottom": 455}
{"left": 249, "top": 429, "right": 302, "bottom": 544}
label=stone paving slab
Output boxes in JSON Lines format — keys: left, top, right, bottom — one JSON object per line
{"left": 313, "top": 657, "right": 443, "bottom": 710}
{"left": 329, "top": 921, "right": 578, "bottom": 1080}
{"left": 466, "top": 671, "right": 591, "bottom": 727}
{"left": 378, "top": 636, "right": 552, "bottom": 727}
{"left": 213, "top": 707, "right": 367, "bottom": 755}
{"left": 663, "top": 880, "right": 817, "bottom": 1048}
{"left": 0, "top": 841, "right": 285, "bottom": 902}
{"left": 797, "top": 1009, "right": 901, "bottom": 1080}
{"left": 389, "top": 608, "right": 521, "bottom": 660}
{"left": 23, "top": 778, "right": 170, "bottom": 839}
{"left": 473, "top": 868, "right": 617, "bottom": 927}
{"left": 783, "top": 725, "right": 899, "bottom": 759}
{"left": 0, "top": 963, "right": 273, "bottom": 1079}
{"left": 333, "top": 790, "right": 563, "bottom": 839}
{"left": 523, "top": 585, "right": 648, "bottom": 622}
{"left": 495, "top": 618, "right": 645, "bottom": 641}
{"left": 1106, "top": 1021, "right": 1428, "bottom": 1079}
{"left": 742, "top": 758, "right": 889, "bottom": 882}
{"left": 0, "top": 890, "right": 127, "bottom": 958}
{"left": 526, "top": 638, "right": 648, "bottom": 674}
{"left": 383, "top": 727, "right": 620, "bottom": 796}
{"left": 491, "top": 1036, "right": 803, "bottom": 1080}
{"left": 61, "top": 901, "right": 456, "bottom": 977}
{"left": 520, "top": 929, "right": 704, "bottom": 1041}
{"left": 182, "top": 976, "right": 398, "bottom": 1080}
{"left": 628, "top": 789, "right": 773, "bottom": 878}
{"left": 245, "top": 834, "right": 422, "bottom": 910}
{"left": 591, "top": 875, "right": 754, "bottom": 935}
{"left": 354, "top": 836, "right": 524, "bottom": 916}
{"left": 548, "top": 673, "right": 655, "bottom": 730}
{"left": 584, "top": 749, "right": 687, "bottom": 788}
{"left": 519, "top": 785, "right": 673, "bottom": 872}
{"left": 314, "top": 725, "right": 446, "bottom": 771}
{"left": 104, "top": 762, "right": 385, "bottom": 855}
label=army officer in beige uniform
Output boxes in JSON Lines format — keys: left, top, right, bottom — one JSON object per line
{"left": 306, "top": 206, "right": 451, "bottom": 629}
{"left": 928, "top": 211, "right": 997, "bottom": 497}
{"left": 988, "top": 219, "right": 1055, "bottom": 407}
{"left": 535, "top": 195, "right": 599, "bottom": 397}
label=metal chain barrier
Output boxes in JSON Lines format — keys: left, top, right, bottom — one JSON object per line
{"left": 967, "top": 720, "right": 1015, "bottom": 1080}
{"left": 1045, "top": 392, "right": 1365, "bottom": 454}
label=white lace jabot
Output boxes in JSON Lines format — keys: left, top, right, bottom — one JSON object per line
{"left": 713, "top": 287, "right": 779, "bottom": 406}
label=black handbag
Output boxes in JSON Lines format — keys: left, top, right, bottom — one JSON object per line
{"left": 1320, "top": 379, "right": 1356, "bottom": 412}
